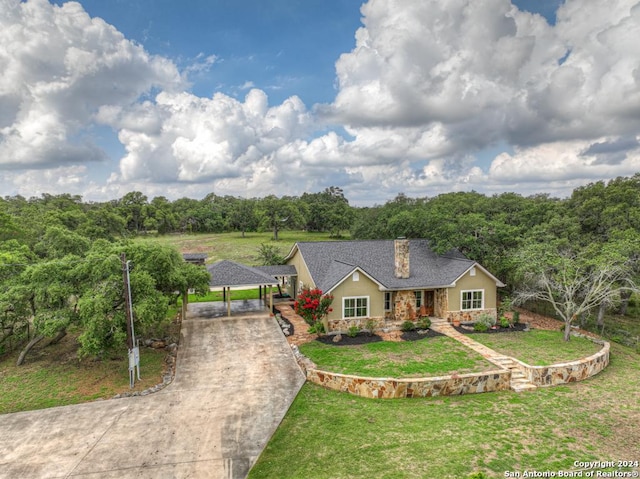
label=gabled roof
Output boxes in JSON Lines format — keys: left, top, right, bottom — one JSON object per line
{"left": 207, "top": 260, "right": 277, "bottom": 288}
{"left": 288, "top": 239, "right": 504, "bottom": 292}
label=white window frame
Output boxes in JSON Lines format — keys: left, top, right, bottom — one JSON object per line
{"left": 343, "top": 296, "right": 369, "bottom": 319}
{"left": 461, "top": 289, "right": 484, "bottom": 310}
{"left": 414, "top": 290, "right": 423, "bottom": 308}
{"left": 384, "top": 292, "right": 392, "bottom": 311}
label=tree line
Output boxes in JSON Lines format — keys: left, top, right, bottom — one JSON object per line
{"left": 0, "top": 187, "right": 353, "bottom": 241}
{"left": 1, "top": 175, "right": 639, "bottom": 352}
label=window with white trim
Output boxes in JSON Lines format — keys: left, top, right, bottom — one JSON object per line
{"left": 461, "top": 290, "right": 484, "bottom": 310}
{"left": 384, "top": 292, "right": 392, "bottom": 311}
{"left": 414, "top": 290, "right": 423, "bottom": 308}
{"left": 343, "top": 296, "right": 369, "bottom": 318}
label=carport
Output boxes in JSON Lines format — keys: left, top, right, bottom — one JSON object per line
{"left": 206, "top": 260, "right": 296, "bottom": 317}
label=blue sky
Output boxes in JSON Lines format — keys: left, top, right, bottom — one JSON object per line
{"left": 1, "top": 0, "right": 639, "bottom": 205}
{"left": 56, "top": 0, "right": 366, "bottom": 105}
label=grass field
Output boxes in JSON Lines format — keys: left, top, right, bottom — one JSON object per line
{"left": 249, "top": 342, "right": 640, "bottom": 479}
{"left": 299, "top": 336, "right": 496, "bottom": 377}
{"left": 0, "top": 331, "right": 167, "bottom": 414}
{"left": 139, "top": 230, "right": 342, "bottom": 265}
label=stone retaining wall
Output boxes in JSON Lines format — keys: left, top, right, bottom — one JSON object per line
{"left": 511, "top": 337, "right": 610, "bottom": 387}
{"left": 290, "top": 334, "right": 611, "bottom": 399}
{"left": 305, "top": 368, "right": 511, "bottom": 398}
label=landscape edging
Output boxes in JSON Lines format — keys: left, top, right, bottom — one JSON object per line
{"left": 509, "top": 336, "right": 610, "bottom": 387}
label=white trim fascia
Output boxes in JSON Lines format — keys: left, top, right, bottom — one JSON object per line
{"left": 283, "top": 243, "right": 300, "bottom": 262}
{"left": 288, "top": 246, "right": 317, "bottom": 290}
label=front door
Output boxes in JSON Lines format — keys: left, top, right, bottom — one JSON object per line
{"left": 424, "top": 290, "right": 435, "bottom": 316}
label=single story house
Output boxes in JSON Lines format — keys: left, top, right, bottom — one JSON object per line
{"left": 284, "top": 238, "right": 505, "bottom": 333}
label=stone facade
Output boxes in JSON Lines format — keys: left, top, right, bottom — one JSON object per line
{"left": 394, "top": 238, "right": 410, "bottom": 279}
{"left": 327, "top": 316, "right": 386, "bottom": 333}
{"left": 511, "top": 337, "right": 610, "bottom": 387}
{"left": 306, "top": 368, "right": 511, "bottom": 398}
{"left": 434, "top": 288, "right": 448, "bottom": 318}
{"left": 394, "top": 290, "right": 417, "bottom": 322}
{"left": 447, "top": 308, "right": 497, "bottom": 323}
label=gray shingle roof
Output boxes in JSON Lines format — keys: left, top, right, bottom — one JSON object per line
{"left": 183, "top": 253, "right": 208, "bottom": 260}
{"left": 254, "top": 265, "right": 298, "bottom": 277}
{"left": 294, "top": 239, "right": 487, "bottom": 292}
{"left": 207, "top": 260, "right": 278, "bottom": 287}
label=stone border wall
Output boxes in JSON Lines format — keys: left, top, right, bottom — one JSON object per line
{"left": 305, "top": 367, "right": 511, "bottom": 398}
{"left": 511, "top": 336, "right": 610, "bottom": 387}
{"left": 290, "top": 334, "right": 611, "bottom": 399}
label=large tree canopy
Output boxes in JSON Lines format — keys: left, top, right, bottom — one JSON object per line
{"left": 512, "top": 241, "right": 639, "bottom": 341}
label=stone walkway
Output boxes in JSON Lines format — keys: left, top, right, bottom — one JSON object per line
{"left": 276, "top": 304, "right": 538, "bottom": 393}
{"left": 275, "top": 302, "right": 319, "bottom": 345}
{"left": 429, "top": 318, "right": 537, "bottom": 392}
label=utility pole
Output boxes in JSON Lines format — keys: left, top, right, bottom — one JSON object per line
{"left": 121, "top": 253, "right": 140, "bottom": 388}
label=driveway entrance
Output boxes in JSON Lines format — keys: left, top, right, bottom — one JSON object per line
{"left": 0, "top": 308, "right": 305, "bottom": 479}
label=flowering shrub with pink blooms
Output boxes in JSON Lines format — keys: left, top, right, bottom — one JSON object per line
{"left": 294, "top": 288, "right": 333, "bottom": 334}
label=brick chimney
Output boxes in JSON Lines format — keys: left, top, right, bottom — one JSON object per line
{"left": 394, "top": 238, "right": 410, "bottom": 279}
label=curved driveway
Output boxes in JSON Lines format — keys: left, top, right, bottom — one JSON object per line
{"left": 0, "top": 305, "right": 305, "bottom": 479}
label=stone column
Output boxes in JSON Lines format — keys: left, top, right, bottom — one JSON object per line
{"left": 394, "top": 238, "right": 410, "bottom": 278}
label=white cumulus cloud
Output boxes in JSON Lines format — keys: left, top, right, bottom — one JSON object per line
{"left": 1, "top": 0, "right": 639, "bottom": 204}
{"left": 0, "top": 0, "right": 181, "bottom": 169}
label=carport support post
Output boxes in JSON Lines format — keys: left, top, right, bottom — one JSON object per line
{"left": 227, "top": 287, "right": 231, "bottom": 317}
{"left": 269, "top": 284, "right": 273, "bottom": 313}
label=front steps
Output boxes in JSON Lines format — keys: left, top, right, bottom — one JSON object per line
{"left": 431, "top": 319, "right": 538, "bottom": 393}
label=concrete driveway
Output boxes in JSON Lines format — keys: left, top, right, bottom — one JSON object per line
{"left": 0, "top": 306, "right": 305, "bottom": 479}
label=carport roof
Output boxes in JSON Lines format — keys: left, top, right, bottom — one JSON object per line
{"left": 254, "top": 265, "right": 297, "bottom": 277}
{"left": 207, "top": 260, "right": 280, "bottom": 288}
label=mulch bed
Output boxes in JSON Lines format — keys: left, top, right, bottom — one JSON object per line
{"left": 453, "top": 323, "right": 529, "bottom": 334}
{"left": 316, "top": 332, "right": 384, "bottom": 346}
{"left": 316, "top": 328, "right": 445, "bottom": 345}
{"left": 276, "top": 314, "right": 294, "bottom": 337}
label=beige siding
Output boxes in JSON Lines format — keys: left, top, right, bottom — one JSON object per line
{"left": 326, "top": 271, "right": 383, "bottom": 322}
{"left": 285, "top": 248, "right": 315, "bottom": 296}
{"left": 448, "top": 267, "right": 497, "bottom": 311}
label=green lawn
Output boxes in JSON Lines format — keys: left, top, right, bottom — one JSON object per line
{"left": 299, "top": 336, "right": 496, "bottom": 377}
{"left": 470, "top": 330, "right": 603, "bottom": 366}
{"left": 249, "top": 342, "right": 640, "bottom": 479}
{"left": 139, "top": 230, "right": 341, "bottom": 265}
{"left": 187, "top": 287, "right": 274, "bottom": 303}
{"left": 0, "top": 336, "right": 167, "bottom": 414}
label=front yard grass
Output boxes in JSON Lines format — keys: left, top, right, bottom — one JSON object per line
{"left": 249, "top": 342, "right": 640, "bottom": 479}
{"left": 299, "top": 336, "right": 496, "bottom": 378}
{"left": 470, "top": 329, "right": 603, "bottom": 366}
{"left": 0, "top": 333, "right": 167, "bottom": 414}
